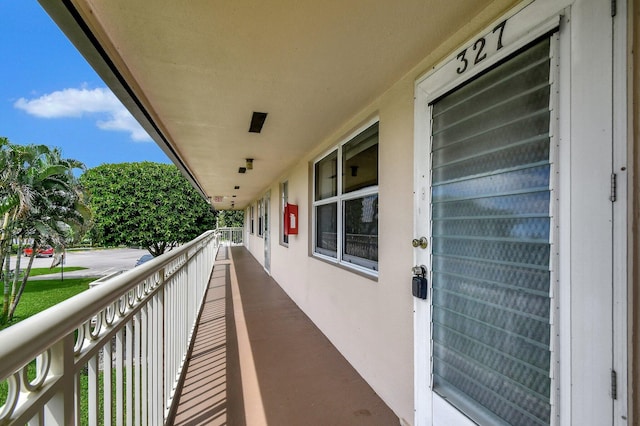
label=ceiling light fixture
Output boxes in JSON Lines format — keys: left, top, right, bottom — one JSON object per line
{"left": 238, "top": 167, "right": 247, "bottom": 174}
{"left": 234, "top": 186, "right": 240, "bottom": 190}
{"left": 246, "top": 158, "right": 253, "bottom": 170}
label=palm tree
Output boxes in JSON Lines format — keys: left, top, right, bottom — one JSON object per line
{"left": 0, "top": 138, "right": 91, "bottom": 324}
{"left": 0, "top": 139, "right": 44, "bottom": 323}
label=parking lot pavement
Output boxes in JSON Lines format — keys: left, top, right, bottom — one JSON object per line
{"left": 8, "top": 248, "right": 151, "bottom": 279}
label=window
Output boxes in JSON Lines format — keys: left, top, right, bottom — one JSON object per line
{"left": 257, "top": 199, "right": 264, "bottom": 237}
{"left": 313, "top": 121, "right": 378, "bottom": 273}
{"left": 250, "top": 205, "right": 255, "bottom": 234}
{"left": 280, "top": 181, "right": 289, "bottom": 246}
{"left": 263, "top": 193, "right": 269, "bottom": 235}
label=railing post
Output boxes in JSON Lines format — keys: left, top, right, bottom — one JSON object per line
{"left": 159, "top": 267, "right": 166, "bottom": 423}
{"left": 116, "top": 327, "right": 124, "bottom": 425}
{"left": 134, "top": 310, "right": 142, "bottom": 426}
{"left": 150, "top": 294, "right": 158, "bottom": 426}
{"left": 104, "top": 334, "right": 113, "bottom": 425}
{"left": 126, "top": 318, "right": 133, "bottom": 426}
{"left": 43, "top": 334, "right": 75, "bottom": 425}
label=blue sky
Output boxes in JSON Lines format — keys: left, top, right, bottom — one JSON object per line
{"left": 0, "top": 1, "right": 170, "bottom": 169}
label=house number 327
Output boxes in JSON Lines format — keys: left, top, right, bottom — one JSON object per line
{"left": 456, "top": 20, "right": 507, "bottom": 75}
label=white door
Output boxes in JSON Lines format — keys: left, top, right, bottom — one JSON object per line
{"left": 414, "top": 1, "right": 620, "bottom": 424}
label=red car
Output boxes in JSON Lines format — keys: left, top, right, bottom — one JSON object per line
{"left": 23, "top": 246, "right": 54, "bottom": 257}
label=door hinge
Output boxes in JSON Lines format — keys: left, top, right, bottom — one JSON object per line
{"left": 611, "top": 0, "right": 617, "bottom": 17}
{"left": 610, "top": 173, "right": 617, "bottom": 202}
{"left": 611, "top": 369, "right": 618, "bottom": 400}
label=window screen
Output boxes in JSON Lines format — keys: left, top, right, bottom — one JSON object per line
{"left": 431, "top": 38, "right": 553, "bottom": 425}
{"left": 343, "top": 194, "right": 378, "bottom": 269}
{"left": 315, "top": 150, "right": 337, "bottom": 201}
{"left": 342, "top": 123, "right": 378, "bottom": 193}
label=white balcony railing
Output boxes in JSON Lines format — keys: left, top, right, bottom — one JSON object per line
{"left": 0, "top": 230, "right": 220, "bottom": 425}
{"left": 216, "top": 227, "right": 243, "bottom": 246}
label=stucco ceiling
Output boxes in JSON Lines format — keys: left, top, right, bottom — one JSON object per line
{"left": 42, "top": 0, "right": 497, "bottom": 210}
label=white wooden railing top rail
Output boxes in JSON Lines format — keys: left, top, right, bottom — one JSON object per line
{"left": 0, "top": 230, "right": 220, "bottom": 425}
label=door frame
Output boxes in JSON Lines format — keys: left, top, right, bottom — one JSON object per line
{"left": 413, "top": 0, "right": 628, "bottom": 424}
{"left": 612, "top": 0, "right": 629, "bottom": 422}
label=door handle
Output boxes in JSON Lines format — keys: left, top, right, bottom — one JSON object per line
{"left": 412, "top": 237, "right": 428, "bottom": 249}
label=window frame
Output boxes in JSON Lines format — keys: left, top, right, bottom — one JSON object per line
{"left": 249, "top": 204, "right": 255, "bottom": 235}
{"left": 312, "top": 118, "right": 379, "bottom": 275}
{"left": 280, "top": 181, "right": 289, "bottom": 246}
{"left": 257, "top": 199, "right": 264, "bottom": 238}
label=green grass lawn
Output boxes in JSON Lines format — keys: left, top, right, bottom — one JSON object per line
{"left": 3, "top": 277, "right": 94, "bottom": 327}
{"left": 28, "top": 266, "right": 87, "bottom": 277}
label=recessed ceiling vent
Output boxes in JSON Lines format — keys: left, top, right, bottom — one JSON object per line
{"left": 249, "top": 112, "right": 268, "bottom": 133}
{"left": 238, "top": 167, "right": 247, "bottom": 174}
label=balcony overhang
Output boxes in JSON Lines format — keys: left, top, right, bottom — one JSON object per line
{"left": 39, "top": 0, "right": 506, "bottom": 209}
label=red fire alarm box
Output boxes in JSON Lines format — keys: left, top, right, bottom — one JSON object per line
{"left": 284, "top": 203, "right": 298, "bottom": 235}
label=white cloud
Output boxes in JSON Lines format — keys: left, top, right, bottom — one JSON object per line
{"left": 14, "top": 87, "right": 152, "bottom": 142}
{"left": 96, "top": 109, "right": 151, "bottom": 141}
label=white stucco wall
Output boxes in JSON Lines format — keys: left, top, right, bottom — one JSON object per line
{"left": 244, "top": 85, "right": 417, "bottom": 421}
{"left": 242, "top": 2, "right": 524, "bottom": 423}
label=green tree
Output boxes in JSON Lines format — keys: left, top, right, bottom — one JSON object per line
{"left": 0, "top": 137, "right": 90, "bottom": 323}
{"left": 217, "top": 210, "right": 244, "bottom": 228}
{"left": 80, "top": 162, "right": 216, "bottom": 256}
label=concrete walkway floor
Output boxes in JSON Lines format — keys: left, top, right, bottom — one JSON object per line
{"left": 171, "top": 246, "right": 399, "bottom": 425}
